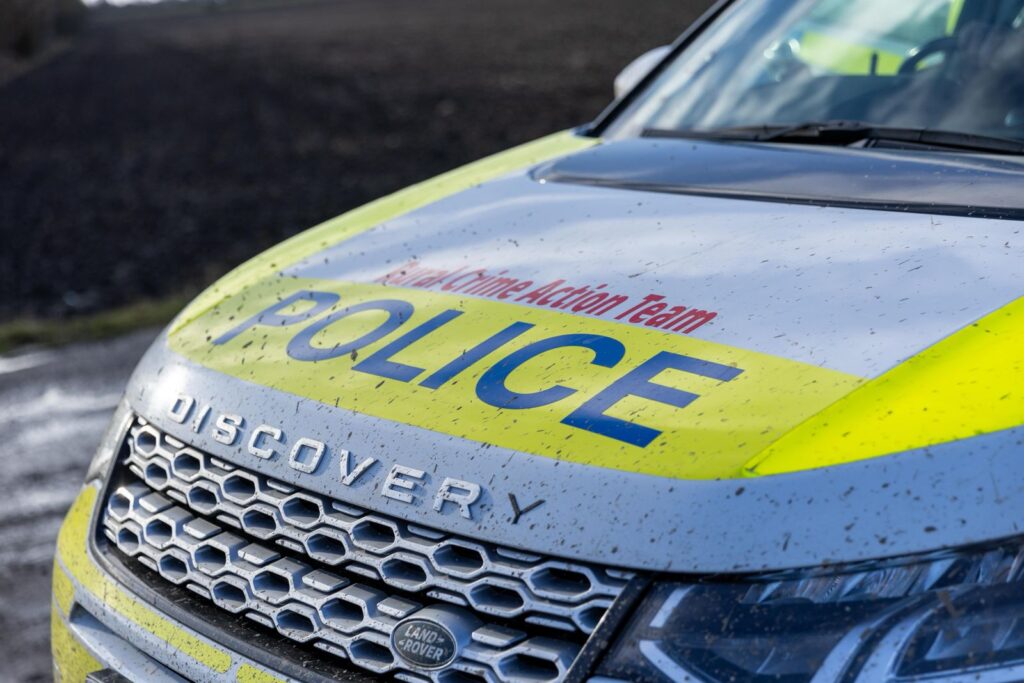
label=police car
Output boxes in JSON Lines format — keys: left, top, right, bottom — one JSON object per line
{"left": 53, "top": 0, "right": 1024, "bottom": 681}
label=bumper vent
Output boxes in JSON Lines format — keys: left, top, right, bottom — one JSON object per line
{"left": 98, "top": 417, "right": 631, "bottom": 682}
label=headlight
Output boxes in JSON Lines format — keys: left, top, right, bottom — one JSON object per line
{"left": 597, "top": 540, "right": 1024, "bottom": 682}
{"left": 85, "top": 399, "right": 132, "bottom": 483}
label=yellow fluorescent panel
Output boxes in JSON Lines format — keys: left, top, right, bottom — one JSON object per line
{"left": 236, "top": 664, "right": 288, "bottom": 683}
{"left": 747, "top": 296, "right": 1024, "bottom": 475}
{"left": 171, "top": 278, "right": 862, "bottom": 480}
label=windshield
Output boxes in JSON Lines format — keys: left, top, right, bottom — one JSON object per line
{"left": 606, "top": 0, "right": 1024, "bottom": 145}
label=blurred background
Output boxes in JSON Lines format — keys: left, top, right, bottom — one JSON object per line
{"left": 0, "top": 0, "right": 708, "bottom": 679}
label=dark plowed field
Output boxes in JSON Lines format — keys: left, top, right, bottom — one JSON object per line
{"left": 0, "top": 0, "right": 709, "bottom": 321}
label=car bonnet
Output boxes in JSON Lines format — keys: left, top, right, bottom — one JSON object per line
{"left": 130, "top": 133, "right": 1024, "bottom": 572}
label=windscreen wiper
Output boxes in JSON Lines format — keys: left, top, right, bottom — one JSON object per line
{"left": 644, "top": 121, "right": 1024, "bottom": 155}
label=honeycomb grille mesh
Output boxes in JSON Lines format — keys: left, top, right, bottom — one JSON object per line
{"left": 99, "top": 417, "right": 631, "bottom": 682}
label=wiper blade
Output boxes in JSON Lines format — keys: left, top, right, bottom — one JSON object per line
{"left": 644, "top": 122, "right": 1024, "bottom": 155}
{"left": 644, "top": 120, "right": 878, "bottom": 143}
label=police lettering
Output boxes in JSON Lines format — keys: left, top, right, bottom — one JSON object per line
{"left": 214, "top": 289, "right": 744, "bottom": 448}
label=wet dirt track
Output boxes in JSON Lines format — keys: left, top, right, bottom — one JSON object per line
{"left": 0, "top": 330, "right": 157, "bottom": 682}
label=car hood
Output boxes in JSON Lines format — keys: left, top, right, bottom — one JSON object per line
{"left": 129, "top": 134, "right": 1024, "bottom": 572}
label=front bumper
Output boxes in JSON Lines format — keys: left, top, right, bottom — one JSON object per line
{"left": 52, "top": 484, "right": 290, "bottom": 683}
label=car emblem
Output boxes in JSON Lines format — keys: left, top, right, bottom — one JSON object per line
{"left": 392, "top": 619, "right": 458, "bottom": 669}
{"left": 391, "top": 606, "right": 479, "bottom": 670}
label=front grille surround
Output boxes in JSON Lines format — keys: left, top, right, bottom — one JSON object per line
{"left": 98, "top": 417, "right": 633, "bottom": 682}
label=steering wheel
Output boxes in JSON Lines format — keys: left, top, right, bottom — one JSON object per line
{"left": 899, "top": 36, "right": 958, "bottom": 75}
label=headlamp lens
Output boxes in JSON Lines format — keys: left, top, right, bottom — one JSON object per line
{"left": 598, "top": 542, "right": 1024, "bottom": 682}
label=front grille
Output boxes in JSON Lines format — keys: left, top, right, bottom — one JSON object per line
{"left": 98, "top": 417, "right": 632, "bottom": 681}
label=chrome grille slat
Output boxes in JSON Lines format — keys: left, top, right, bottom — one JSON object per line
{"left": 100, "top": 418, "right": 630, "bottom": 682}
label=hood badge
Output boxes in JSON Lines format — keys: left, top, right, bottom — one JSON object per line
{"left": 391, "top": 606, "right": 479, "bottom": 670}
{"left": 168, "top": 394, "right": 489, "bottom": 521}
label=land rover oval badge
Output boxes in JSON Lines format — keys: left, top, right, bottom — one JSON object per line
{"left": 392, "top": 618, "right": 458, "bottom": 669}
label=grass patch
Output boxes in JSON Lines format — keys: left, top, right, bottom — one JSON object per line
{"left": 0, "top": 294, "right": 193, "bottom": 355}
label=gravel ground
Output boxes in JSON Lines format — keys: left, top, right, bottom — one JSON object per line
{"left": 0, "top": 0, "right": 703, "bottom": 320}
